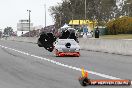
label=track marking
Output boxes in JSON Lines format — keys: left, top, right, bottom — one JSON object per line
{"left": 0, "top": 44, "right": 129, "bottom": 81}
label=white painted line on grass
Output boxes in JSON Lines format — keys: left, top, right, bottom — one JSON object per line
{"left": 0, "top": 44, "right": 128, "bottom": 81}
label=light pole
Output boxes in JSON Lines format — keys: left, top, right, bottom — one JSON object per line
{"left": 70, "top": 2, "right": 73, "bottom": 27}
{"left": 85, "top": 0, "right": 87, "bottom": 20}
{"left": 59, "top": 13, "right": 62, "bottom": 27}
{"left": 44, "top": 4, "right": 46, "bottom": 27}
{"left": 21, "top": 23, "right": 23, "bottom": 36}
{"left": 27, "top": 10, "right": 31, "bottom": 37}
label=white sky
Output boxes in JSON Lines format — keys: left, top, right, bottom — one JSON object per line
{"left": 0, "top": 0, "right": 62, "bottom": 31}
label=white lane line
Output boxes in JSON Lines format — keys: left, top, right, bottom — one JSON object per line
{"left": 0, "top": 45, "right": 125, "bottom": 80}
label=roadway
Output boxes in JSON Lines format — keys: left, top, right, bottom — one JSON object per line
{"left": 0, "top": 40, "right": 132, "bottom": 88}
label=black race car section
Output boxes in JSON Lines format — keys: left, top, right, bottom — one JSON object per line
{"left": 38, "top": 32, "right": 56, "bottom": 52}
{"left": 38, "top": 29, "right": 78, "bottom": 52}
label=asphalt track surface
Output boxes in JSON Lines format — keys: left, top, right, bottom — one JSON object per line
{"left": 0, "top": 40, "right": 132, "bottom": 88}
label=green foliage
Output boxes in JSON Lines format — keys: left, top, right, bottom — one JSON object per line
{"left": 106, "top": 16, "right": 132, "bottom": 35}
{"left": 49, "top": 0, "right": 119, "bottom": 28}
{"left": 3, "top": 27, "right": 13, "bottom": 36}
{"left": 49, "top": 0, "right": 132, "bottom": 29}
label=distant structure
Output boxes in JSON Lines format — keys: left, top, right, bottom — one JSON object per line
{"left": 0, "top": 29, "right": 2, "bottom": 32}
{"left": 17, "top": 19, "right": 33, "bottom": 36}
{"left": 33, "top": 25, "right": 43, "bottom": 30}
{"left": 69, "top": 20, "right": 97, "bottom": 32}
{"left": 0, "top": 29, "right": 2, "bottom": 38}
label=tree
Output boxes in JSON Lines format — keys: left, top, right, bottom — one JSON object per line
{"left": 49, "top": 0, "right": 131, "bottom": 28}
{"left": 115, "top": 0, "right": 132, "bottom": 18}
{"left": 106, "top": 16, "right": 132, "bottom": 35}
{"left": 3, "top": 27, "right": 13, "bottom": 36}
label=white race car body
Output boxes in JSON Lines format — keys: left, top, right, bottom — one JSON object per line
{"left": 54, "top": 39, "right": 80, "bottom": 57}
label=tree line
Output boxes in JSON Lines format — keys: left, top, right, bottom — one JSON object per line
{"left": 0, "top": 27, "right": 17, "bottom": 37}
{"left": 106, "top": 16, "right": 132, "bottom": 34}
{"left": 49, "top": 0, "right": 132, "bottom": 28}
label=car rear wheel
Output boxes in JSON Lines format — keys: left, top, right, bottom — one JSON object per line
{"left": 38, "top": 44, "right": 43, "bottom": 47}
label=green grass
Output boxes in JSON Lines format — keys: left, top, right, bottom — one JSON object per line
{"left": 100, "top": 34, "right": 132, "bottom": 39}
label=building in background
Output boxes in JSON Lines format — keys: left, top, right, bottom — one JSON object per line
{"left": 17, "top": 19, "right": 33, "bottom": 36}
{"left": 0, "top": 29, "right": 2, "bottom": 38}
{"left": 69, "top": 20, "right": 97, "bottom": 32}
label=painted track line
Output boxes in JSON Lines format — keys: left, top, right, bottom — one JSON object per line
{"left": 0, "top": 44, "right": 129, "bottom": 81}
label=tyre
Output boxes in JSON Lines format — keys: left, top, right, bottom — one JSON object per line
{"left": 37, "top": 40, "right": 43, "bottom": 47}
{"left": 38, "top": 44, "right": 43, "bottom": 47}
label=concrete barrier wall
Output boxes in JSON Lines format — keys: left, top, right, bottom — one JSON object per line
{"left": 5, "top": 37, "right": 38, "bottom": 43}
{"left": 3, "top": 37, "right": 132, "bottom": 56}
{"left": 79, "top": 38, "right": 132, "bottom": 56}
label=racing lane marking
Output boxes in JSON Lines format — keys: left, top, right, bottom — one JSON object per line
{"left": 0, "top": 44, "right": 130, "bottom": 82}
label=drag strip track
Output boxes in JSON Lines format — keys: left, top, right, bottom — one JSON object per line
{"left": 0, "top": 44, "right": 121, "bottom": 79}
{"left": 0, "top": 40, "right": 132, "bottom": 88}
{"left": 0, "top": 44, "right": 82, "bottom": 88}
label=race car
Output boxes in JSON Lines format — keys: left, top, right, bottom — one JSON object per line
{"left": 54, "top": 39, "right": 80, "bottom": 57}
{"left": 37, "top": 25, "right": 78, "bottom": 52}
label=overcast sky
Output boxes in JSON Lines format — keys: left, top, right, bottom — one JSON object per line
{"left": 0, "top": 0, "right": 62, "bottom": 31}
